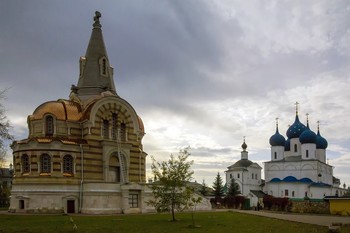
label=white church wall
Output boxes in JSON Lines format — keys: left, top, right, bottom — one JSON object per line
{"left": 301, "top": 143, "right": 316, "bottom": 160}
{"left": 271, "top": 146, "right": 284, "bottom": 161}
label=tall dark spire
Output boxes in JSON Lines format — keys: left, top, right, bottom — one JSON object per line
{"left": 71, "top": 11, "right": 116, "bottom": 102}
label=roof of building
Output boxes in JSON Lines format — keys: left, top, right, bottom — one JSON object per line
{"left": 228, "top": 159, "right": 261, "bottom": 170}
{"left": 17, "top": 137, "right": 87, "bottom": 145}
{"left": 269, "top": 176, "right": 314, "bottom": 183}
{"left": 250, "top": 190, "right": 266, "bottom": 198}
{"left": 299, "top": 120, "right": 317, "bottom": 144}
{"left": 74, "top": 11, "right": 116, "bottom": 101}
{"left": 286, "top": 114, "right": 307, "bottom": 139}
{"left": 30, "top": 99, "right": 83, "bottom": 121}
{"left": 316, "top": 128, "right": 328, "bottom": 149}
{"left": 269, "top": 126, "right": 286, "bottom": 147}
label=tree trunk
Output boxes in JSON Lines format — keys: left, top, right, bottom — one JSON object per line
{"left": 171, "top": 202, "right": 175, "bottom": 221}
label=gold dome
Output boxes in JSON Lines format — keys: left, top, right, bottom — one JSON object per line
{"left": 30, "top": 99, "right": 82, "bottom": 121}
{"left": 137, "top": 115, "right": 145, "bottom": 133}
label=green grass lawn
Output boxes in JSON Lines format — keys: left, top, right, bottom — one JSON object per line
{"left": 0, "top": 211, "right": 343, "bottom": 233}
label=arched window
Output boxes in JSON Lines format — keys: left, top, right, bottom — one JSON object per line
{"left": 21, "top": 154, "right": 30, "bottom": 173}
{"left": 306, "top": 150, "right": 309, "bottom": 158}
{"left": 237, "top": 173, "right": 240, "bottom": 179}
{"left": 274, "top": 152, "right": 277, "bottom": 160}
{"left": 102, "top": 58, "right": 107, "bottom": 75}
{"left": 103, "top": 119, "right": 109, "bottom": 139}
{"left": 294, "top": 144, "right": 297, "bottom": 152}
{"left": 120, "top": 123, "right": 126, "bottom": 141}
{"left": 109, "top": 154, "right": 121, "bottom": 183}
{"left": 41, "top": 154, "right": 51, "bottom": 173}
{"left": 63, "top": 155, "right": 73, "bottom": 174}
{"left": 99, "top": 57, "right": 108, "bottom": 76}
{"left": 111, "top": 113, "right": 118, "bottom": 140}
{"left": 45, "top": 116, "right": 54, "bottom": 136}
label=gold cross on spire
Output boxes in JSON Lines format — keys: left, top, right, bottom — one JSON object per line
{"left": 295, "top": 101, "right": 299, "bottom": 115}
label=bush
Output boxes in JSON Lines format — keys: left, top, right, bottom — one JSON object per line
{"left": 210, "top": 196, "right": 246, "bottom": 209}
{"left": 263, "top": 195, "right": 289, "bottom": 211}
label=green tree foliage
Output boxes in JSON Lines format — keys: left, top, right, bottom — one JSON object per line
{"left": 199, "top": 179, "right": 208, "bottom": 196}
{"left": 0, "top": 90, "right": 13, "bottom": 167}
{"left": 0, "top": 183, "right": 10, "bottom": 207}
{"left": 148, "top": 147, "right": 194, "bottom": 221}
{"left": 212, "top": 172, "right": 225, "bottom": 199}
{"left": 227, "top": 178, "right": 240, "bottom": 197}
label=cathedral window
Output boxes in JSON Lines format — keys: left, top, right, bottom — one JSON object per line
{"left": 102, "top": 59, "right": 107, "bottom": 75}
{"left": 294, "top": 144, "right": 297, "bottom": 152}
{"left": 120, "top": 123, "right": 127, "bottom": 141}
{"left": 109, "top": 154, "right": 121, "bottom": 183}
{"left": 21, "top": 154, "right": 30, "bottom": 173}
{"left": 103, "top": 119, "right": 109, "bottom": 139}
{"left": 111, "top": 113, "right": 118, "bottom": 140}
{"left": 63, "top": 155, "right": 74, "bottom": 174}
{"left": 99, "top": 57, "right": 108, "bottom": 76}
{"left": 284, "top": 189, "right": 289, "bottom": 196}
{"left": 129, "top": 193, "right": 139, "bottom": 208}
{"left": 41, "top": 154, "right": 51, "bottom": 173}
{"left": 45, "top": 116, "right": 54, "bottom": 136}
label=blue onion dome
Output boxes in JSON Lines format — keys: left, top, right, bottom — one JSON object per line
{"left": 285, "top": 138, "right": 291, "bottom": 151}
{"left": 299, "top": 116, "right": 317, "bottom": 144}
{"left": 286, "top": 114, "right": 306, "bottom": 138}
{"left": 316, "top": 127, "right": 328, "bottom": 149}
{"left": 269, "top": 124, "right": 286, "bottom": 146}
{"left": 299, "top": 127, "right": 317, "bottom": 144}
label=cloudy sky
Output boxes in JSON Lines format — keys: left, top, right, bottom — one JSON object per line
{"left": 1, "top": 1, "right": 350, "bottom": 187}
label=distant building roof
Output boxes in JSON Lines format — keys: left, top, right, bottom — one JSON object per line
{"left": 250, "top": 190, "right": 266, "bottom": 198}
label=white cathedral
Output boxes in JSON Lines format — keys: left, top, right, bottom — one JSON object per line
{"left": 226, "top": 105, "right": 346, "bottom": 204}
{"left": 264, "top": 106, "right": 345, "bottom": 199}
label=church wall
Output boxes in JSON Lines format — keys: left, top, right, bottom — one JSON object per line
{"left": 301, "top": 143, "right": 316, "bottom": 160}
{"left": 271, "top": 146, "right": 284, "bottom": 161}
{"left": 9, "top": 183, "right": 80, "bottom": 213}
{"left": 289, "top": 138, "right": 301, "bottom": 156}
{"left": 317, "top": 149, "right": 326, "bottom": 163}
{"left": 265, "top": 160, "right": 329, "bottom": 182}
{"left": 265, "top": 182, "right": 310, "bottom": 198}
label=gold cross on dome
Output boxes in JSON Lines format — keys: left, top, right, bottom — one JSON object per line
{"left": 295, "top": 101, "right": 299, "bottom": 114}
